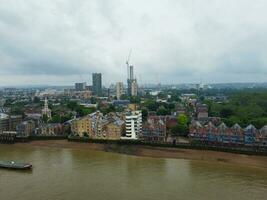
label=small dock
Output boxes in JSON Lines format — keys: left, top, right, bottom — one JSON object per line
{"left": 0, "top": 132, "right": 16, "bottom": 144}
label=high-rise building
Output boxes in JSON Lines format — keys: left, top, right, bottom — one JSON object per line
{"left": 116, "top": 82, "right": 124, "bottom": 100}
{"left": 92, "top": 73, "right": 102, "bottom": 96}
{"left": 127, "top": 65, "right": 138, "bottom": 96}
{"left": 75, "top": 82, "right": 86, "bottom": 91}
{"left": 124, "top": 110, "right": 142, "bottom": 139}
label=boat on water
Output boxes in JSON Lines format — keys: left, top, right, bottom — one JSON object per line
{"left": 0, "top": 161, "right": 32, "bottom": 170}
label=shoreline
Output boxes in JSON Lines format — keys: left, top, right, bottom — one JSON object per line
{"left": 9, "top": 140, "right": 267, "bottom": 169}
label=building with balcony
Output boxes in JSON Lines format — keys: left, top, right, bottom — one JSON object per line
{"left": 123, "top": 110, "right": 142, "bottom": 140}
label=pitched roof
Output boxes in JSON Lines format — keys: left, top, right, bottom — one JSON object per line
{"left": 232, "top": 123, "right": 242, "bottom": 130}
{"left": 218, "top": 122, "right": 228, "bottom": 130}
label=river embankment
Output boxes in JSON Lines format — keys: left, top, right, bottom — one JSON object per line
{"left": 10, "top": 140, "right": 267, "bottom": 169}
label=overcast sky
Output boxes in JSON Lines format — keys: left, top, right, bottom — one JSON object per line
{"left": 0, "top": 0, "right": 267, "bottom": 86}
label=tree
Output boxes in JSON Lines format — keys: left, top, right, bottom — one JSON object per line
{"left": 142, "top": 108, "right": 148, "bottom": 121}
{"left": 33, "top": 96, "right": 40, "bottom": 103}
{"left": 145, "top": 100, "right": 158, "bottom": 111}
{"left": 220, "top": 107, "right": 234, "bottom": 118}
{"left": 176, "top": 114, "right": 189, "bottom": 137}
{"left": 51, "top": 114, "right": 61, "bottom": 123}
{"left": 90, "top": 97, "right": 97, "bottom": 104}
{"left": 67, "top": 101, "right": 78, "bottom": 110}
{"left": 156, "top": 106, "right": 170, "bottom": 116}
{"left": 170, "top": 125, "right": 180, "bottom": 136}
{"left": 130, "top": 96, "right": 141, "bottom": 104}
{"left": 42, "top": 114, "right": 49, "bottom": 123}
{"left": 83, "top": 132, "right": 89, "bottom": 138}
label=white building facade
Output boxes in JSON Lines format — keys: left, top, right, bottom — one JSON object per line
{"left": 124, "top": 110, "right": 142, "bottom": 139}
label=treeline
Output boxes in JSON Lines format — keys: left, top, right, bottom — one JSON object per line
{"left": 204, "top": 90, "right": 267, "bottom": 128}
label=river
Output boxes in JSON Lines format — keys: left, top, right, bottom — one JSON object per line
{"left": 0, "top": 144, "right": 266, "bottom": 200}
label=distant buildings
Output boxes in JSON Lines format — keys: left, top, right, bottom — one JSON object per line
{"left": 75, "top": 82, "right": 86, "bottom": 91}
{"left": 124, "top": 110, "right": 142, "bottom": 139}
{"left": 64, "top": 89, "right": 92, "bottom": 100}
{"left": 116, "top": 82, "right": 124, "bottom": 100}
{"left": 92, "top": 73, "right": 102, "bottom": 96}
{"left": 112, "top": 100, "right": 130, "bottom": 107}
{"left": 41, "top": 98, "right": 51, "bottom": 119}
{"left": 131, "top": 80, "right": 138, "bottom": 96}
{"left": 196, "top": 103, "right": 209, "bottom": 120}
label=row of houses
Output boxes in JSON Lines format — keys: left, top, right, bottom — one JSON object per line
{"left": 189, "top": 121, "right": 267, "bottom": 146}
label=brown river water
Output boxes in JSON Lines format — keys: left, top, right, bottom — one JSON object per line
{"left": 0, "top": 144, "right": 266, "bottom": 200}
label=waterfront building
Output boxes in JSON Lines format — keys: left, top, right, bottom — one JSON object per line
{"left": 116, "top": 82, "right": 124, "bottom": 100}
{"left": 189, "top": 121, "right": 267, "bottom": 147}
{"left": 0, "top": 131, "right": 17, "bottom": 143}
{"left": 92, "top": 73, "right": 102, "bottom": 96}
{"left": 0, "top": 113, "right": 9, "bottom": 132}
{"left": 103, "top": 119, "right": 125, "bottom": 140}
{"left": 244, "top": 124, "right": 258, "bottom": 145}
{"left": 124, "top": 110, "right": 142, "bottom": 139}
{"left": 0, "top": 113, "right": 22, "bottom": 133}
{"left": 41, "top": 98, "right": 51, "bottom": 119}
{"left": 36, "top": 123, "right": 63, "bottom": 136}
{"left": 142, "top": 115, "right": 167, "bottom": 142}
{"left": 16, "top": 120, "right": 35, "bottom": 137}
{"left": 260, "top": 126, "right": 267, "bottom": 146}
{"left": 71, "top": 116, "right": 92, "bottom": 137}
{"left": 90, "top": 111, "right": 105, "bottom": 138}
{"left": 91, "top": 113, "right": 125, "bottom": 140}
{"left": 71, "top": 111, "right": 125, "bottom": 139}
{"left": 9, "top": 115, "right": 22, "bottom": 131}
{"left": 230, "top": 123, "right": 244, "bottom": 144}
{"left": 75, "top": 82, "right": 86, "bottom": 91}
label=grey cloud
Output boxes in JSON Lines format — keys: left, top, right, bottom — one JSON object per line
{"left": 0, "top": 0, "right": 267, "bottom": 86}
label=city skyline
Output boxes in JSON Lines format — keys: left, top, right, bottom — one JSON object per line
{"left": 1, "top": 0, "right": 267, "bottom": 86}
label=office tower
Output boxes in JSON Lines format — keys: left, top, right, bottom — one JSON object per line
{"left": 116, "top": 82, "right": 124, "bottom": 100}
{"left": 75, "top": 82, "right": 86, "bottom": 91}
{"left": 92, "top": 73, "right": 102, "bottom": 96}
